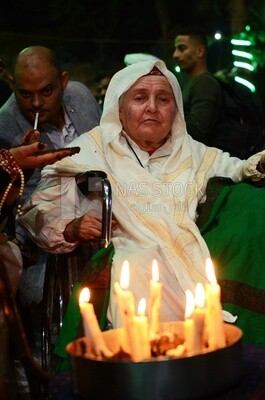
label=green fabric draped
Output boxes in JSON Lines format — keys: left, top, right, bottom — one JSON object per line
{"left": 53, "top": 242, "right": 115, "bottom": 372}
{"left": 197, "top": 178, "right": 265, "bottom": 346}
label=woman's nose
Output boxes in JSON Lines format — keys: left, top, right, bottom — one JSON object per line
{"left": 146, "top": 97, "right": 157, "bottom": 112}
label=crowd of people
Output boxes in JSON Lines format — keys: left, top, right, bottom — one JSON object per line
{"left": 1, "top": 32, "right": 265, "bottom": 398}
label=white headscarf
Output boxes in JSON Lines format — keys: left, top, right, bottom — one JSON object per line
{"left": 100, "top": 59, "right": 186, "bottom": 150}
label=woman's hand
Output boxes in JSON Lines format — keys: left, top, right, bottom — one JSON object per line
{"left": 64, "top": 213, "right": 103, "bottom": 243}
{"left": 9, "top": 141, "right": 77, "bottom": 170}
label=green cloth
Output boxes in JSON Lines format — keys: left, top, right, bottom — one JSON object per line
{"left": 53, "top": 242, "right": 114, "bottom": 372}
{"left": 198, "top": 178, "right": 265, "bottom": 346}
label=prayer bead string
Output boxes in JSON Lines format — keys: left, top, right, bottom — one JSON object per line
{"left": 0, "top": 149, "right": 25, "bottom": 216}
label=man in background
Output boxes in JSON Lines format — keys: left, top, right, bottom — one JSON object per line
{"left": 173, "top": 27, "right": 223, "bottom": 145}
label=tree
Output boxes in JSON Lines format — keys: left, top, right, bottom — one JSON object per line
{"left": 228, "top": 0, "right": 247, "bottom": 34}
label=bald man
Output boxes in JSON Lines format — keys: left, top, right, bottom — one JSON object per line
{"left": 0, "top": 46, "right": 100, "bottom": 148}
{"left": 0, "top": 46, "right": 101, "bottom": 305}
{"left": 0, "top": 45, "right": 101, "bottom": 199}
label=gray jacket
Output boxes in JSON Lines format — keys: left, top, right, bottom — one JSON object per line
{"left": 0, "top": 80, "right": 101, "bottom": 148}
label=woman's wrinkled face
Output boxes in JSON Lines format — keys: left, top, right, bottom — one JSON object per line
{"left": 119, "top": 74, "right": 177, "bottom": 150}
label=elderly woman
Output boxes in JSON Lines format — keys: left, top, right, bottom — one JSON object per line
{"left": 20, "top": 60, "right": 265, "bottom": 328}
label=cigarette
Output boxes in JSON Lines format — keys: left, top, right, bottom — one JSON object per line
{"left": 34, "top": 112, "right": 39, "bottom": 130}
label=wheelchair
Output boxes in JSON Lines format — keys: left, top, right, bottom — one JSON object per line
{"left": 40, "top": 170, "right": 112, "bottom": 373}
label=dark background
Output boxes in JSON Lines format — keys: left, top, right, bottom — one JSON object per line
{"left": 1, "top": 0, "right": 265, "bottom": 106}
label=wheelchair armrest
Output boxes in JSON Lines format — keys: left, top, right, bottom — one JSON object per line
{"left": 75, "top": 170, "right": 112, "bottom": 247}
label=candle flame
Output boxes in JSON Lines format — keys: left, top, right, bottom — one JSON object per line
{"left": 152, "top": 259, "right": 159, "bottom": 282}
{"left": 206, "top": 258, "right": 217, "bottom": 285}
{"left": 120, "top": 260, "right": 130, "bottom": 289}
{"left": 137, "top": 298, "right": 146, "bottom": 316}
{"left": 79, "top": 287, "right": 90, "bottom": 304}
{"left": 185, "top": 289, "right": 195, "bottom": 318}
{"left": 195, "top": 282, "right": 205, "bottom": 308}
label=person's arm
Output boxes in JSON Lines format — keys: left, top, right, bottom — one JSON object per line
{"left": 9, "top": 141, "right": 80, "bottom": 170}
{"left": 0, "top": 137, "right": 80, "bottom": 222}
{"left": 0, "top": 148, "right": 25, "bottom": 220}
{"left": 0, "top": 168, "right": 15, "bottom": 223}
{"left": 19, "top": 170, "right": 102, "bottom": 254}
{"left": 184, "top": 75, "right": 222, "bottom": 143}
{"left": 1, "top": 142, "right": 79, "bottom": 201}
{"left": 209, "top": 146, "right": 265, "bottom": 183}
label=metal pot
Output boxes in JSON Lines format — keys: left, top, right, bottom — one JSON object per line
{"left": 67, "top": 322, "right": 242, "bottom": 400}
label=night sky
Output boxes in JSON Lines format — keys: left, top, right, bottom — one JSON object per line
{"left": 0, "top": 0, "right": 264, "bottom": 106}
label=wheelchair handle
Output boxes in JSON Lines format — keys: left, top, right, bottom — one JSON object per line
{"left": 101, "top": 177, "right": 112, "bottom": 247}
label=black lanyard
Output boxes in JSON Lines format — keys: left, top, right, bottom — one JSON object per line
{"left": 123, "top": 135, "right": 144, "bottom": 168}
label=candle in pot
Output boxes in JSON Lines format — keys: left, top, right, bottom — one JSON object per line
{"left": 205, "top": 258, "right": 226, "bottom": 350}
{"left": 114, "top": 260, "right": 142, "bottom": 361}
{"left": 149, "top": 259, "right": 162, "bottom": 340}
{"left": 192, "top": 282, "right": 206, "bottom": 352}
{"left": 183, "top": 289, "right": 197, "bottom": 355}
{"left": 79, "top": 287, "right": 112, "bottom": 358}
{"left": 135, "top": 298, "right": 151, "bottom": 360}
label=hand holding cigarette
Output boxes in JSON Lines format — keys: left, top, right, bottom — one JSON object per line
{"left": 19, "top": 129, "right": 40, "bottom": 146}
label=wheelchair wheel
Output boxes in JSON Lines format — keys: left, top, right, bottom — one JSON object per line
{"left": 41, "top": 252, "right": 81, "bottom": 373}
{"left": 41, "top": 243, "right": 99, "bottom": 373}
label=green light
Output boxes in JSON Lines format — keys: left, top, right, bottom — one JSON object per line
{"left": 175, "top": 66, "right": 181, "bottom": 73}
{"left": 234, "top": 76, "right": 256, "bottom": 92}
{"left": 233, "top": 61, "right": 254, "bottom": 71}
{"left": 231, "top": 39, "right": 251, "bottom": 46}
{"left": 245, "top": 25, "right": 251, "bottom": 31}
{"left": 232, "top": 50, "right": 253, "bottom": 60}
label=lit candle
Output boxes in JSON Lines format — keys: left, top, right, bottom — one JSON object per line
{"left": 134, "top": 298, "right": 151, "bottom": 360}
{"left": 205, "top": 258, "right": 226, "bottom": 350}
{"left": 79, "top": 287, "right": 112, "bottom": 358}
{"left": 149, "top": 259, "right": 162, "bottom": 340}
{"left": 192, "top": 282, "right": 206, "bottom": 353}
{"left": 114, "top": 260, "right": 142, "bottom": 361}
{"left": 183, "top": 289, "right": 197, "bottom": 355}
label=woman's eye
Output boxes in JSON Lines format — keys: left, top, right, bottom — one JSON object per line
{"left": 159, "top": 97, "right": 168, "bottom": 103}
